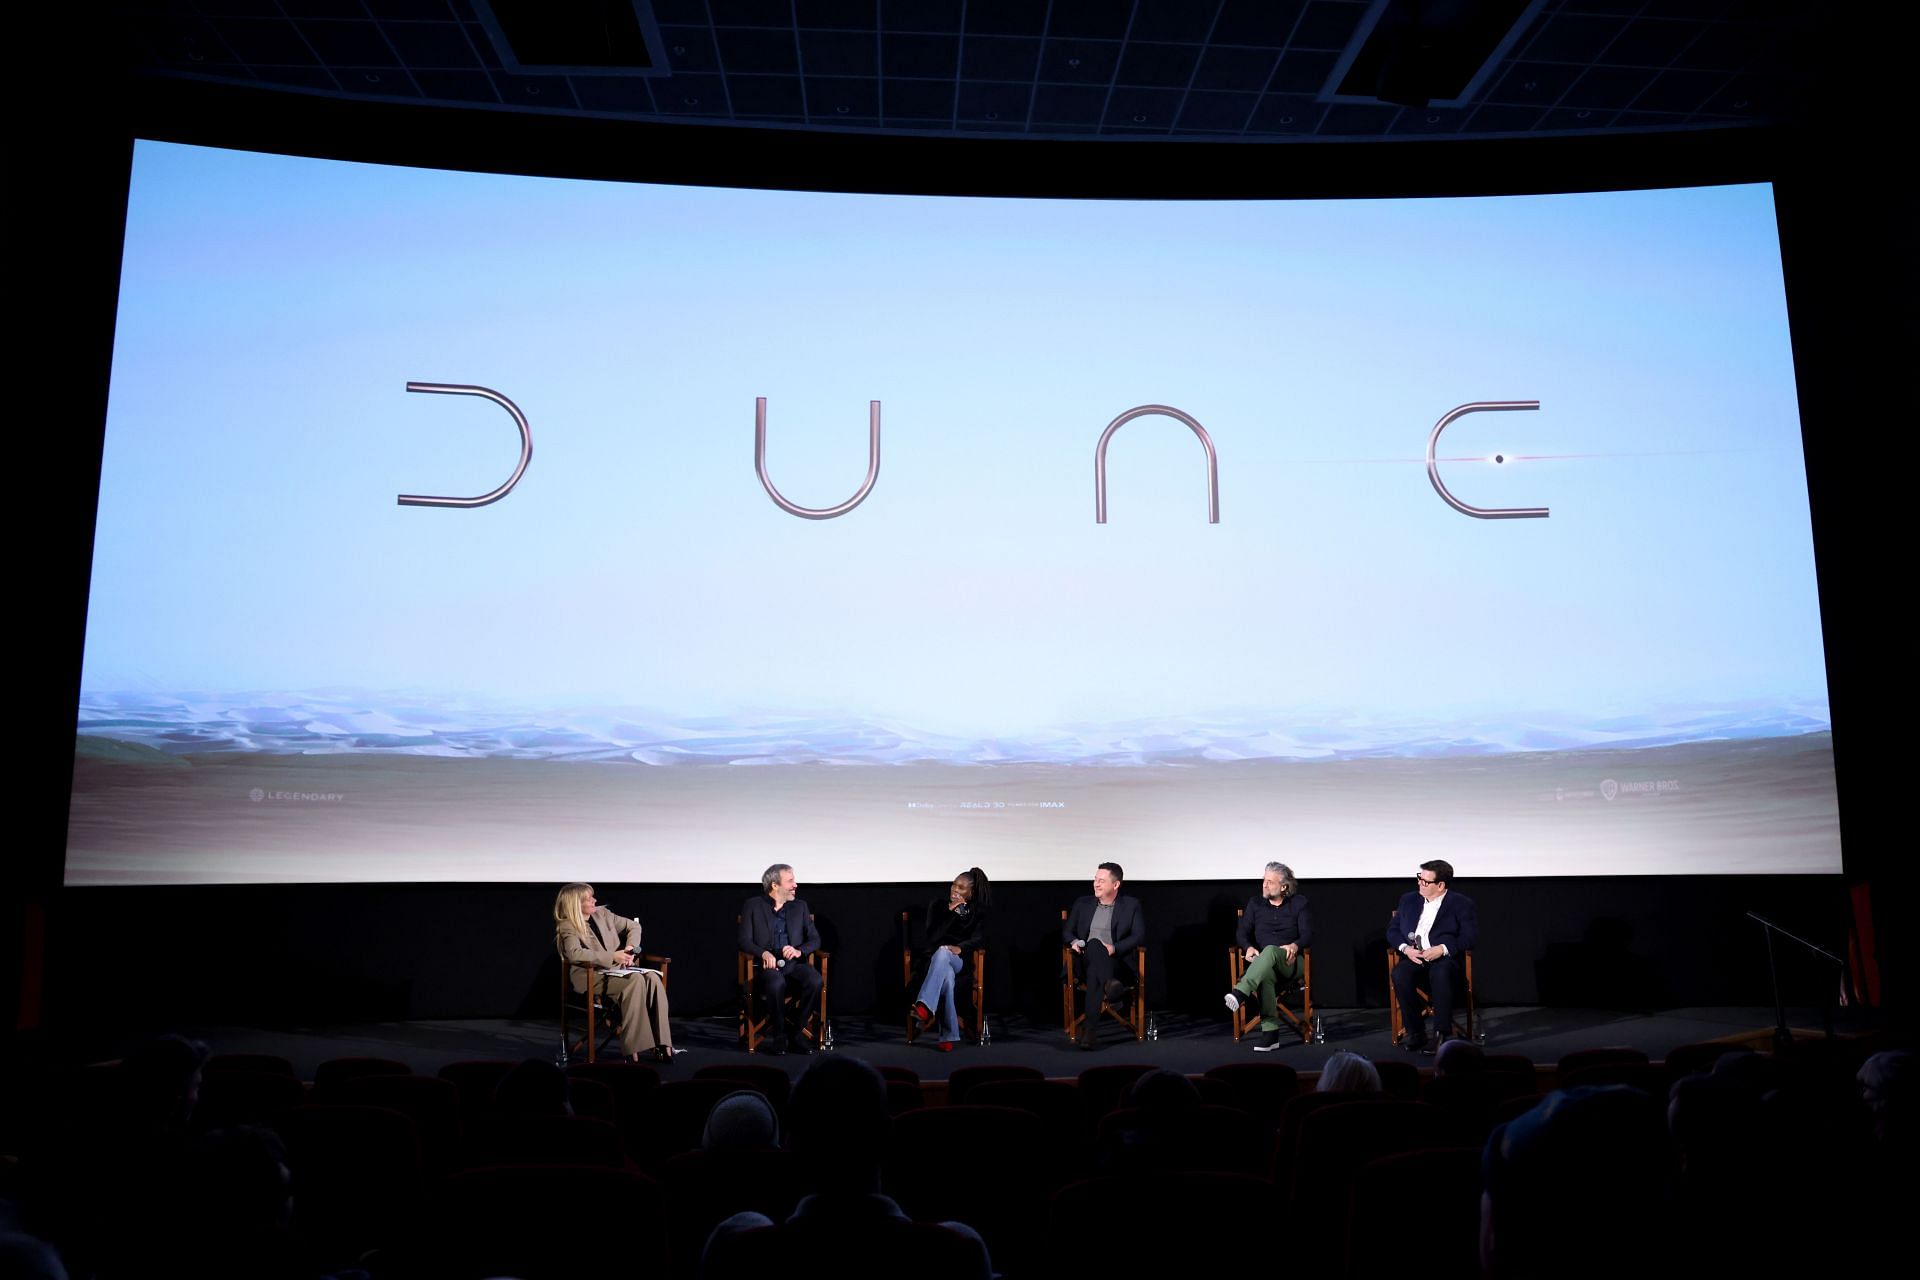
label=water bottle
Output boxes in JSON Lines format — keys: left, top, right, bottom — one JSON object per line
{"left": 1147, "top": 1014, "right": 1159, "bottom": 1042}
{"left": 980, "top": 1017, "right": 993, "bottom": 1047}
{"left": 822, "top": 1019, "right": 836, "bottom": 1052}
{"left": 1311, "top": 1015, "right": 1327, "bottom": 1044}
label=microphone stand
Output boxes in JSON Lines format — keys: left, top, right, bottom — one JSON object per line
{"left": 1746, "top": 911, "right": 1847, "bottom": 1049}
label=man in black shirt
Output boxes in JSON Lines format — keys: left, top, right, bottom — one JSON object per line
{"left": 1224, "top": 861, "right": 1312, "bottom": 1051}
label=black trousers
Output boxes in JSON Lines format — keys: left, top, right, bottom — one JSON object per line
{"left": 1392, "top": 951, "right": 1465, "bottom": 1043}
{"left": 1071, "top": 944, "right": 1137, "bottom": 1026}
{"left": 757, "top": 960, "right": 823, "bottom": 1039}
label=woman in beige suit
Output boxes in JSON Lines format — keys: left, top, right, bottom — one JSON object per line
{"left": 554, "top": 882, "right": 678, "bottom": 1062}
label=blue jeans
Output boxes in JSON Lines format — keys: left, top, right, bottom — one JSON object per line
{"left": 915, "top": 947, "right": 965, "bottom": 1042}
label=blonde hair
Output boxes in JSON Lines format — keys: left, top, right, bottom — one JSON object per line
{"left": 554, "top": 882, "right": 593, "bottom": 938}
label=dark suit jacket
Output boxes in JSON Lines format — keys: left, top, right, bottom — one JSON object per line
{"left": 739, "top": 895, "right": 822, "bottom": 962}
{"left": 1062, "top": 895, "right": 1145, "bottom": 957}
{"left": 1387, "top": 889, "right": 1478, "bottom": 958}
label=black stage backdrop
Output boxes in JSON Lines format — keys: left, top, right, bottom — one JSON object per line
{"left": 59, "top": 875, "right": 1848, "bottom": 1032}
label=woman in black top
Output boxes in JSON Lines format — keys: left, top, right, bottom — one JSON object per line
{"left": 908, "top": 867, "right": 990, "bottom": 1050}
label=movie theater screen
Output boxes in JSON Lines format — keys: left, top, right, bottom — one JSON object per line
{"left": 68, "top": 141, "right": 1835, "bottom": 884}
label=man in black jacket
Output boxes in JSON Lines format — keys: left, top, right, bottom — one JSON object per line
{"left": 739, "top": 863, "right": 823, "bottom": 1056}
{"left": 1062, "top": 862, "right": 1145, "bottom": 1049}
{"left": 1387, "top": 859, "right": 1478, "bottom": 1053}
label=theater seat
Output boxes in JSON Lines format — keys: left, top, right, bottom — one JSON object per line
{"left": 1346, "top": 1147, "right": 1481, "bottom": 1278}
{"left": 695, "top": 1062, "right": 793, "bottom": 1110}
{"left": 1047, "top": 1172, "right": 1273, "bottom": 1271}
{"left": 328, "top": 1073, "right": 462, "bottom": 1173}
{"left": 432, "top": 1164, "right": 663, "bottom": 1280}
{"left": 660, "top": 1147, "right": 806, "bottom": 1276}
{"left": 632, "top": 1077, "right": 745, "bottom": 1168}
{"left": 947, "top": 1063, "right": 1042, "bottom": 1104}
{"left": 311, "top": 1056, "right": 410, "bottom": 1098}
{"left": 276, "top": 1103, "right": 421, "bottom": 1261}
{"left": 1094, "top": 1103, "right": 1263, "bottom": 1174}
{"left": 1204, "top": 1061, "right": 1300, "bottom": 1133}
{"left": 888, "top": 1105, "right": 1048, "bottom": 1272}
{"left": 707, "top": 1219, "right": 988, "bottom": 1280}
{"left": 967, "top": 1078, "right": 1080, "bottom": 1148}
{"left": 194, "top": 1068, "right": 307, "bottom": 1131}
{"left": 1075, "top": 1062, "right": 1154, "bottom": 1135}
{"left": 465, "top": 1112, "right": 624, "bottom": 1168}
{"left": 204, "top": 1052, "right": 297, "bottom": 1078}
{"left": 1290, "top": 1100, "right": 1458, "bottom": 1268}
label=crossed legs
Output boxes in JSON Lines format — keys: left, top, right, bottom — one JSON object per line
{"left": 915, "top": 948, "right": 965, "bottom": 1042}
{"left": 1233, "top": 946, "right": 1301, "bottom": 1032}
{"left": 1072, "top": 947, "right": 1135, "bottom": 1038}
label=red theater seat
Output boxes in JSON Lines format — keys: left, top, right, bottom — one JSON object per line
{"left": 695, "top": 1062, "right": 793, "bottom": 1110}
{"left": 1347, "top": 1147, "right": 1481, "bottom": 1278}
{"left": 466, "top": 1112, "right": 624, "bottom": 1168}
{"left": 433, "top": 1164, "right": 663, "bottom": 1280}
{"left": 194, "top": 1068, "right": 307, "bottom": 1131}
{"left": 947, "top": 1063, "right": 1042, "bottom": 1103}
{"left": 276, "top": 1103, "right": 421, "bottom": 1261}
{"left": 329, "top": 1073, "right": 462, "bottom": 1172}
{"left": 311, "top": 1056, "right": 411, "bottom": 1098}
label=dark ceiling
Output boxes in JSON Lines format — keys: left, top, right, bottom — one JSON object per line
{"left": 115, "top": 0, "right": 1834, "bottom": 143}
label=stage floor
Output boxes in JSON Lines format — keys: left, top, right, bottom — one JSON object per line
{"left": 169, "top": 1004, "right": 1871, "bottom": 1081}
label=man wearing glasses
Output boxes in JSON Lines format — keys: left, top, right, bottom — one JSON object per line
{"left": 1388, "top": 860, "right": 1477, "bottom": 1053}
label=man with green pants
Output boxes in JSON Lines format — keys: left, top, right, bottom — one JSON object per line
{"left": 1224, "top": 862, "right": 1313, "bottom": 1051}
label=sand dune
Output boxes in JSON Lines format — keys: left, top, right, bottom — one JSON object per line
{"left": 65, "top": 732, "right": 1839, "bottom": 884}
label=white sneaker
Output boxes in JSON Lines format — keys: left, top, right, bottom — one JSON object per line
{"left": 1251, "top": 1029, "right": 1285, "bottom": 1052}
{"left": 1224, "top": 990, "right": 1244, "bottom": 1013}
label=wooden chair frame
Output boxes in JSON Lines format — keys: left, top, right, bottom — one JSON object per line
{"left": 1059, "top": 910, "right": 1148, "bottom": 1041}
{"left": 1227, "top": 910, "right": 1313, "bottom": 1043}
{"left": 1387, "top": 946, "right": 1476, "bottom": 1045}
{"left": 560, "top": 954, "right": 672, "bottom": 1065}
{"left": 901, "top": 910, "right": 986, "bottom": 1044}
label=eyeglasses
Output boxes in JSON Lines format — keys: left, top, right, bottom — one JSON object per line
{"left": 1415, "top": 876, "right": 1439, "bottom": 886}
